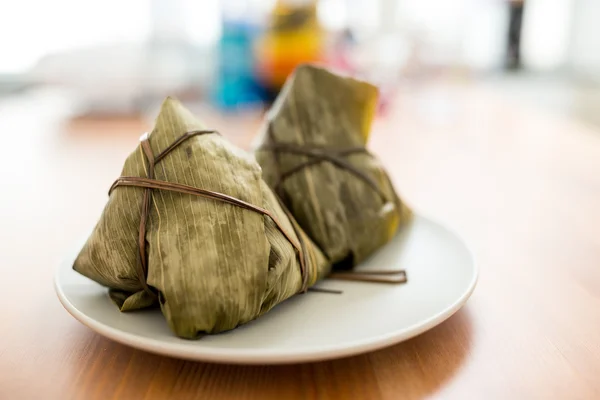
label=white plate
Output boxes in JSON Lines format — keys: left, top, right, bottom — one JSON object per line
{"left": 55, "top": 215, "right": 477, "bottom": 364}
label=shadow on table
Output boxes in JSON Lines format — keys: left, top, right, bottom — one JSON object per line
{"left": 66, "top": 308, "right": 473, "bottom": 399}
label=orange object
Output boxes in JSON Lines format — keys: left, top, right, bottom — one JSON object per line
{"left": 255, "top": 0, "right": 324, "bottom": 89}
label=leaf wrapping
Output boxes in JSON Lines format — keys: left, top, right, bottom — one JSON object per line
{"left": 255, "top": 65, "right": 412, "bottom": 268}
{"left": 73, "top": 98, "right": 330, "bottom": 339}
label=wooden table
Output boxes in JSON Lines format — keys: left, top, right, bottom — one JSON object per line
{"left": 2, "top": 82, "right": 600, "bottom": 399}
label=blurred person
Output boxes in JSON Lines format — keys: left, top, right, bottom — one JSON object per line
{"left": 506, "top": 0, "right": 525, "bottom": 69}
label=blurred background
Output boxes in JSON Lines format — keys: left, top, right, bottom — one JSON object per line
{"left": 1, "top": 0, "right": 599, "bottom": 127}
{"left": 5, "top": 2, "right": 600, "bottom": 395}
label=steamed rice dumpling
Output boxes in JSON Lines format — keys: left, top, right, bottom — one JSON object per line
{"left": 73, "top": 97, "right": 330, "bottom": 339}
{"left": 255, "top": 65, "right": 412, "bottom": 269}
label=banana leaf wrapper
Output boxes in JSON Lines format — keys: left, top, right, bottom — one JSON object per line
{"left": 73, "top": 97, "right": 330, "bottom": 339}
{"left": 255, "top": 65, "right": 412, "bottom": 268}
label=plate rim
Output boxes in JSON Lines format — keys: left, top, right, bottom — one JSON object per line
{"left": 55, "top": 215, "right": 478, "bottom": 364}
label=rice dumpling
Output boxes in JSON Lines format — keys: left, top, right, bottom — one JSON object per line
{"left": 73, "top": 97, "right": 330, "bottom": 339}
{"left": 254, "top": 65, "right": 412, "bottom": 269}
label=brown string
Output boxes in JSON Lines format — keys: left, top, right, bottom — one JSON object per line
{"left": 259, "top": 141, "right": 389, "bottom": 201}
{"left": 329, "top": 270, "right": 407, "bottom": 284}
{"left": 110, "top": 130, "right": 406, "bottom": 300}
{"left": 272, "top": 194, "right": 311, "bottom": 291}
{"left": 108, "top": 130, "right": 308, "bottom": 299}
{"left": 259, "top": 136, "right": 407, "bottom": 285}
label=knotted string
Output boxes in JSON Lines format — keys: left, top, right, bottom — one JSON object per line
{"left": 259, "top": 141, "right": 389, "bottom": 202}
{"left": 109, "top": 129, "right": 407, "bottom": 301}
{"left": 109, "top": 130, "right": 311, "bottom": 299}
{"left": 258, "top": 126, "right": 407, "bottom": 284}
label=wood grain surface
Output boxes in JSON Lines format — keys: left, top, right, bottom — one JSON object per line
{"left": 1, "top": 82, "right": 600, "bottom": 399}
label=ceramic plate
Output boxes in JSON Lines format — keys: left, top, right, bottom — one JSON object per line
{"left": 55, "top": 215, "right": 476, "bottom": 364}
